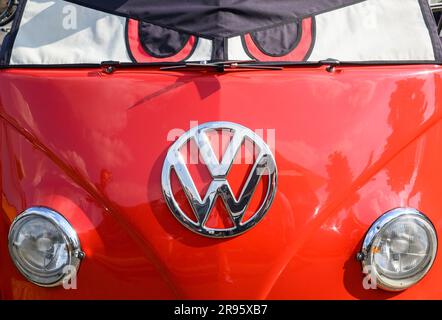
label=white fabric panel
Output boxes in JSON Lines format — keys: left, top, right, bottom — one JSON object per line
{"left": 186, "top": 37, "right": 213, "bottom": 62}
{"left": 308, "top": 0, "right": 435, "bottom": 62}
{"left": 227, "top": 36, "right": 253, "bottom": 61}
{"left": 10, "top": 0, "right": 131, "bottom": 64}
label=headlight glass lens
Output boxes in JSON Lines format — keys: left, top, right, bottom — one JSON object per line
{"left": 374, "top": 218, "right": 430, "bottom": 279}
{"left": 8, "top": 207, "right": 83, "bottom": 287}
{"left": 361, "top": 208, "right": 437, "bottom": 291}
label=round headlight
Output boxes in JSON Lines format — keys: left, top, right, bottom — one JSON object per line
{"left": 359, "top": 208, "right": 437, "bottom": 291}
{"left": 8, "top": 207, "right": 84, "bottom": 287}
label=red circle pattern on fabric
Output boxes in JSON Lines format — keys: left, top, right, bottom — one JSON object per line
{"left": 127, "top": 19, "right": 197, "bottom": 62}
{"left": 243, "top": 17, "right": 313, "bottom": 62}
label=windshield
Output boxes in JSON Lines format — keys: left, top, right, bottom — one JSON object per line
{"left": 1, "top": 0, "right": 441, "bottom": 67}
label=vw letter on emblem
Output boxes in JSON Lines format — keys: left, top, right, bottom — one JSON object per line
{"left": 161, "top": 122, "right": 277, "bottom": 238}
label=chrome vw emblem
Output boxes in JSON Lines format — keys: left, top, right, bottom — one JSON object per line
{"left": 161, "top": 122, "right": 277, "bottom": 238}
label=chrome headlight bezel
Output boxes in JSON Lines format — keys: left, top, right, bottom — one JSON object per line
{"left": 8, "top": 207, "right": 84, "bottom": 287}
{"left": 360, "top": 208, "right": 438, "bottom": 291}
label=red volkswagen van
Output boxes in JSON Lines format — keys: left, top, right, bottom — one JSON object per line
{"left": 0, "top": 0, "right": 442, "bottom": 300}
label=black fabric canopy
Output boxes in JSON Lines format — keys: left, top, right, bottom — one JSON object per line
{"left": 65, "top": 0, "right": 365, "bottom": 38}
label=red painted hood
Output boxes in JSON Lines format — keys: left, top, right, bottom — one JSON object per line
{"left": 1, "top": 65, "right": 442, "bottom": 299}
